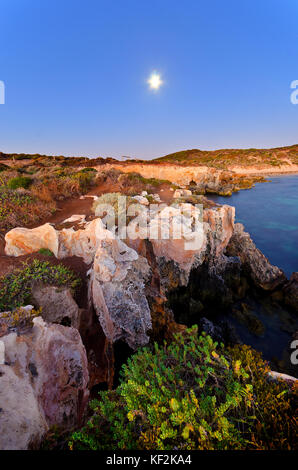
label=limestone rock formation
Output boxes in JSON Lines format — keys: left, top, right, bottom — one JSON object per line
{"left": 62, "top": 214, "right": 87, "bottom": 225}
{"left": 0, "top": 317, "right": 89, "bottom": 450}
{"left": 150, "top": 204, "right": 235, "bottom": 288}
{"left": 268, "top": 370, "right": 297, "bottom": 386}
{"left": 204, "top": 205, "right": 235, "bottom": 260}
{"left": 173, "top": 189, "right": 192, "bottom": 198}
{"left": 95, "top": 162, "right": 266, "bottom": 191}
{"left": 5, "top": 223, "right": 59, "bottom": 257}
{"left": 57, "top": 218, "right": 112, "bottom": 264}
{"left": 89, "top": 238, "right": 152, "bottom": 349}
{"left": 5, "top": 218, "right": 112, "bottom": 265}
{"left": 0, "top": 365, "right": 48, "bottom": 450}
{"left": 132, "top": 195, "right": 149, "bottom": 205}
{"left": 149, "top": 203, "right": 206, "bottom": 282}
{"left": 4, "top": 218, "right": 153, "bottom": 350}
{"left": 226, "top": 223, "right": 286, "bottom": 290}
{"left": 32, "top": 286, "right": 82, "bottom": 329}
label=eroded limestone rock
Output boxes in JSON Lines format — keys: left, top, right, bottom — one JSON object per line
{"left": 4, "top": 218, "right": 153, "bottom": 350}
{"left": 226, "top": 223, "right": 286, "bottom": 290}
{"left": 151, "top": 204, "right": 235, "bottom": 287}
{"left": 57, "top": 218, "right": 113, "bottom": 264}
{"left": 132, "top": 195, "right": 149, "bottom": 205}
{"left": 5, "top": 223, "right": 59, "bottom": 257}
{"left": 0, "top": 317, "right": 89, "bottom": 450}
{"left": 32, "top": 286, "right": 82, "bottom": 329}
{"left": 62, "top": 214, "right": 86, "bottom": 225}
{"left": 268, "top": 371, "right": 298, "bottom": 386}
{"left": 5, "top": 218, "right": 112, "bottom": 265}
{"left": 89, "top": 238, "right": 152, "bottom": 349}
{"left": 173, "top": 189, "right": 192, "bottom": 198}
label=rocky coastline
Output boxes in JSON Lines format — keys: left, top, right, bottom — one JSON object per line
{"left": 0, "top": 177, "right": 297, "bottom": 450}
{"left": 0, "top": 166, "right": 298, "bottom": 449}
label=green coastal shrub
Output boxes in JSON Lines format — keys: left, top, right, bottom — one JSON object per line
{"left": 80, "top": 167, "right": 97, "bottom": 173}
{"left": 7, "top": 176, "right": 32, "bottom": 189}
{"left": 0, "top": 259, "right": 81, "bottom": 311}
{"left": 0, "top": 307, "right": 42, "bottom": 329}
{"left": 118, "top": 172, "right": 171, "bottom": 192}
{"left": 70, "top": 327, "right": 255, "bottom": 450}
{"left": 70, "top": 327, "right": 297, "bottom": 451}
{"left": 96, "top": 168, "right": 122, "bottom": 184}
{"left": 38, "top": 248, "right": 54, "bottom": 256}
{"left": 93, "top": 192, "right": 136, "bottom": 228}
{"left": 228, "top": 344, "right": 298, "bottom": 450}
{"left": 70, "top": 170, "right": 96, "bottom": 191}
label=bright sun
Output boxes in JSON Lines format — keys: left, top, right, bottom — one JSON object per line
{"left": 147, "top": 72, "right": 163, "bottom": 91}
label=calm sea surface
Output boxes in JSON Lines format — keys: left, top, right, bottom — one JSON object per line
{"left": 208, "top": 176, "right": 298, "bottom": 371}
{"left": 208, "top": 175, "right": 298, "bottom": 278}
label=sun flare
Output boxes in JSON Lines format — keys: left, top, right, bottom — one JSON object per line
{"left": 147, "top": 72, "right": 163, "bottom": 91}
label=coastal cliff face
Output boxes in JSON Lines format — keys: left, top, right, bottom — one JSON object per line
{"left": 148, "top": 204, "right": 235, "bottom": 290}
{"left": 95, "top": 162, "right": 210, "bottom": 186}
{"left": 4, "top": 200, "right": 286, "bottom": 341}
{"left": 93, "top": 162, "right": 269, "bottom": 191}
{"left": 226, "top": 223, "right": 287, "bottom": 291}
{"left": 1, "top": 189, "right": 297, "bottom": 449}
{"left": 90, "top": 162, "right": 271, "bottom": 198}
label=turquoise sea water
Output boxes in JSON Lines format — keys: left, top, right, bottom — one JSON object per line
{"left": 208, "top": 175, "right": 298, "bottom": 279}
{"left": 207, "top": 176, "right": 298, "bottom": 372}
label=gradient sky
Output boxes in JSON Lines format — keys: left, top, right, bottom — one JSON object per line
{"left": 0, "top": 0, "right": 298, "bottom": 159}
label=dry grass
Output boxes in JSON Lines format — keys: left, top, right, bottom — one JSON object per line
{"left": 0, "top": 164, "right": 97, "bottom": 232}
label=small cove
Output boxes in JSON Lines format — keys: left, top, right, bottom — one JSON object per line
{"left": 201, "top": 175, "right": 298, "bottom": 374}
{"left": 207, "top": 175, "right": 298, "bottom": 278}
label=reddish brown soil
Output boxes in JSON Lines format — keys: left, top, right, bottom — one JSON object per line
{"left": 29, "top": 181, "right": 118, "bottom": 228}
{"left": 0, "top": 181, "right": 174, "bottom": 276}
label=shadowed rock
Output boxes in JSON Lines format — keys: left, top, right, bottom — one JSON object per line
{"left": 89, "top": 238, "right": 152, "bottom": 350}
{"left": 226, "top": 223, "right": 287, "bottom": 290}
{"left": 283, "top": 272, "right": 298, "bottom": 312}
{"left": 0, "top": 317, "right": 89, "bottom": 450}
{"left": 32, "top": 285, "right": 82, "bottom": 329}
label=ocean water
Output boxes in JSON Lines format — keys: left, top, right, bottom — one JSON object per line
{"left": 207, "top": 176, "right": 298, "bottom": 372}
{"left": 208, "top": 175, "right": 298, "bottom": 279}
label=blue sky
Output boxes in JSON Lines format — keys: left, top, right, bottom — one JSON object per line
{"left": 0, "top": 0, "right": 297, "bottom": 159}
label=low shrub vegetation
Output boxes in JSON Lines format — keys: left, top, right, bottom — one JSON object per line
{"left": 93, "top": 192, "right": 136, "bottom": 227}
{"left": 7, "top": 176, "right": 32, "bottom": 190}
{"left": 0, "top": 259, "right": 81, "bottom": 311}
{"left": 0, "top": 306, "right": 42, "bottom": 329}
{"left": 69, "top": 326, "right": 297, "bottom": 450}
{"left": 0, "top": 187, "right": 53, "bottom": 231}
{"left": 153, "top": 145, "right": 298, "bottom": 168}
{"left": 0, "top": 162, "right": 97, "bottom": 231}
{"left": 38, "top": 248, "right": 54, "bottom": 256}
{"left": 118, "top": 172, "right": 171, "bottom": 194}
{"left": 228, "top": 344, "right": 298, "bottom": 449}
